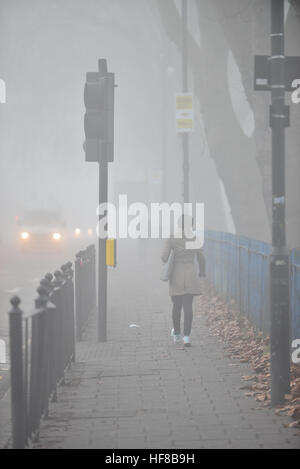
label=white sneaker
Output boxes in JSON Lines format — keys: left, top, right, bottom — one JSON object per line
{"left": 171, "top": 329, "right": 181, "bottom": 343}
{"left": 183, "top": 336, "right": 191, "bottom": 347}
{"left": 174, "top": 334, "right": 182, "bottom": 344}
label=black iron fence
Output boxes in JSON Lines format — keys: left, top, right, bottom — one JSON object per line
{"left": 8, "top": 245, "right": 96, "bottom": 449}
{"left": 75, "top": 245, "right": 96, "bottom": 340}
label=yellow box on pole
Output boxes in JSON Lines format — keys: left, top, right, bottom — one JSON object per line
{"left": 106, "top": 239, "right": 117, "bottom": 267}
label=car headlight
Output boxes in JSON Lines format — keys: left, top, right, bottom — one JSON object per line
{"left": 74, "top": 228, "right": 81, "bottom": 237}
{"left": 53, "top": 232, "right": 61, "bottom": 241}
{"left": 21, "top": 232, "right": 29, "bottom": 240}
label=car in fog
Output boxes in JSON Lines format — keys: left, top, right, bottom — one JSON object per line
{"left": 17, "top": 209, "right": 66, "bottom": 251}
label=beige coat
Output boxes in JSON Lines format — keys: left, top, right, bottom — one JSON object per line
{"left": 161, "top": 237, "right": 206, "bottom": 297}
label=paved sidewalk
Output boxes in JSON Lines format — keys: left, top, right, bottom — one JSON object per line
{"left": 33, "top": 242, "right": 300, "bottom": 449}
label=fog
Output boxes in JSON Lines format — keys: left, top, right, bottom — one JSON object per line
{"left": 1, "top": 1, "right": 300, "bottom": 248}
{"left": 0, "top": 0, "right": 241, "bottom": 247}
{"left": 1, "top": 0, "right": 300, "bottom": 451}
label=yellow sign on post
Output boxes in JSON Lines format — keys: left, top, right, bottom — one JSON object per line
{"left": 176, "top": 93, "right": 194, "bottom": 133}
{"left": 106, "top": 239, "right": 117, "bottom": 267}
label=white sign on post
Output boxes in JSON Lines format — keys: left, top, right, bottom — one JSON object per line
{"left": 176, "top": 93, "right": 194, "bottom": 133}
{"left": 0, "top": 339, "right": 6, "bottom": 364}
{"left": 0, "top": 79, "right": 6, "bottom": 103}
{"left": 292, "top": 79, "right": 300, "bottom": 104}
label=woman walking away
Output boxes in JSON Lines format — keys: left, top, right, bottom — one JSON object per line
{"left": 161, "top": 215, "right": 205, "bottom": 347}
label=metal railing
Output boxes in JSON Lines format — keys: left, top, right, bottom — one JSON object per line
{"left": 75, "top": 245, "right": 96, "bottom": 340}
{"left": 9, "top": 263, "right": 75, "bottom": 449}
{"left": 8, "top": 245, "right": 96, "bottom": 449}
{"left": 204, "top": 231, "right": 300, "bottom": 340}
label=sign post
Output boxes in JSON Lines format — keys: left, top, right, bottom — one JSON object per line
{"left": 84, "top": 58, "right": 115, "bottom": 343}
{"left": 254, "top": 0, "right": 296, "bottom": 406}
{"left": 181, "top": 0, "right": 190, "bottom": 204}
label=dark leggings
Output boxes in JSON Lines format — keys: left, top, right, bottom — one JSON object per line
{"left": 171, "top": 294, "right": 194, "bottom": 336}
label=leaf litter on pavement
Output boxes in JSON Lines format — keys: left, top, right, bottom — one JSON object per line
{"left": 195, "top": 292, "right": 300, "bottom": 432}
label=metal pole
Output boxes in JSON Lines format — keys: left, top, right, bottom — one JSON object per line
{"left": 98, "top": 160, "right": 108, "bottom": 342}
{"left": 9, "top": 297, "right": 25, "bottom": 449}
{"left": 162, "top": 53, "right": 167, "bottom": 202}
{"left": 270, "top": 0, "right": 290, "bottom": 406}
{"left": 182, "top": 0, "right": 189, "bottom": 203}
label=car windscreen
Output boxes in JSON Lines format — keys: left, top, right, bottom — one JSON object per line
{"left": 23, "top": 211, "right": 61, "bottom": 227}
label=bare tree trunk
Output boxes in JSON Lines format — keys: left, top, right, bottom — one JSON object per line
{"left": 156, "top": 0, "right": 270, "bottom": 240}
{"left": 289, "top": 0, "right": 300, "bottom": 19}
{"left": 285, "top": 7, "right": 300, "bottom": 247}
{"left": 195, "top": 0, "right": 300, "bottom": 246}
{"left": 211, "top": 0, "right": 272, "bottom": 227}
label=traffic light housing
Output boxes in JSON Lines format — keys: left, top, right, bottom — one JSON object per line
{"left": 84, "top": 61, "right": 115, "bottom": 162}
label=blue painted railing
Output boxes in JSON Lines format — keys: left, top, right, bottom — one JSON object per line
{"left": 204, "top": 231, "right": 300, "bottom": 340}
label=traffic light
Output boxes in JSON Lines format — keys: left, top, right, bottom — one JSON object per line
{"left": 84, "top": 59, "right": 116, "bottom": 343}
{"left": 84, "top": 60, "right": 115, "bottom": 162}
